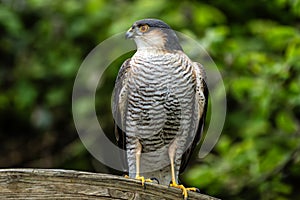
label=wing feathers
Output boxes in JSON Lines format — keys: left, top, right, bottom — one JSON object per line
{"left": 179, "top": 62, "right": 208, "bottom": 173}
{"left": 113, "top": 58, "right": 131, "bottom": 172}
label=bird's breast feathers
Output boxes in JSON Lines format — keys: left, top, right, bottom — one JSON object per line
{"left": 122, "top": 51, "right": 201, "bottom": 141}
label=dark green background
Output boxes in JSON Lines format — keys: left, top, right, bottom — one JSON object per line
{"left": 1, "top": 0, "right": 300, "bottom": 199}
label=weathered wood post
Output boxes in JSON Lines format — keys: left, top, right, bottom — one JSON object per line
{"left": 0, "top": 168, "right": 220, "bottom": 199}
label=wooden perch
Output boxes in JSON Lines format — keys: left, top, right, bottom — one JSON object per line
{"left": 0, "top": 168, "right": 220, "bottom": 200}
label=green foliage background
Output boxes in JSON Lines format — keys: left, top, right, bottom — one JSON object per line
{"left": 1, "top": 0, "right": 300, "bottom": 199}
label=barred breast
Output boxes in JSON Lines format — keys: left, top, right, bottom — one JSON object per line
{"left": 125, "top": 50, "right": 197, "bottom": 153}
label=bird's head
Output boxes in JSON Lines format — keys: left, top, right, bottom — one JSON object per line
{"left": 126, "top": 19, "right": 183, "bottom": 51}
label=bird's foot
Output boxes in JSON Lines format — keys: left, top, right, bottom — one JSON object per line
{"left": 124, "top": 175, "right": 156, "bottom": 188}
{"left": 135, "top": 175, "right": 153, "bottom": 189}
{"left": 170, "top": 181, "right": 200, "bottom": 200}
{"left": 135, "top": 175, "right": 153, "bottom": 187}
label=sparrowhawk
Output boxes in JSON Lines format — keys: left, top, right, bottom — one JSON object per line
{"left": 113, "top": 19, "right": 208, "bottom": 199}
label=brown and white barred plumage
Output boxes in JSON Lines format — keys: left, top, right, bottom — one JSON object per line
{"left": 113, "top": 19, "right": 208, "bottom": 186}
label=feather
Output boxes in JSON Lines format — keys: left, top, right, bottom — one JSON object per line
{"left": 113, "top": 58, "right": 131, "bottom": 173}
{"left": 179, "top": 62, "right": 209, "bottom": 173}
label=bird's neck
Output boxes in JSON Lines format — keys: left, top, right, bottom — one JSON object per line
{"left": 135, "top": 47, "right": 182, "bottom": 56}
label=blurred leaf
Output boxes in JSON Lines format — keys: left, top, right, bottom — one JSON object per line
{"left": 57, "top": 57, "right": 79, "bottom": 77}
{"left": 248, "top": 20, "right": 298, "bottom": 51}
{"left": 230, "top": 77, "right": 254, "bottom": 101}
{"left": 286, "top": 37, "right": 300, "bottom": 66}
{"left": 0, "top": 5, "right": 22, "bottom": 36}
{"left": 275, "top": 111, "right": 297, "bottom": 134}
{"left": 193, "top": 3, "right": 226, "bottom": 27}
{"left": 13, "top": 81, "right": 37, "bottom": 110}
{"left": 46, "top": 88, "right": 66, "bottom": 107}
{"left": 291, "top": 0, "right": 300, "bottom": 16}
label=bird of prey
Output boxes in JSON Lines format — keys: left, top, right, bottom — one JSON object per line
{"left": 113, "top": 19, "right": 208, "bottom": 199}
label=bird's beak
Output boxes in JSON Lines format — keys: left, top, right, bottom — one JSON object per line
{"left": 125, "top": 27, "right": 135, "bottom": 39}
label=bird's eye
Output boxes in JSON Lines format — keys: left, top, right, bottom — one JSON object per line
{"left": 139, "top": 24, "right": 149, "bottom": 33}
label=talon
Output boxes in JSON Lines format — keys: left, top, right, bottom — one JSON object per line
{"left": 170, "top": 182, "right": 188, "bottom": 199}
{"left": 150, "top": 177, "right": 159, "bottom": 184}
{"left": 186, "top": 187, "right": 198, "bottom": 192}
{"left": 135, "top": 175, "right": 152, "bottom": 188}
{"left": 170, "top": 181, "right": 199, "bottom": 199}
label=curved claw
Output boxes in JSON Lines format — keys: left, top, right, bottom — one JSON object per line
{"left": 150, "top": 177, "right": 160, "bottom": 184}
{"left": 195, "top": 188, "right": 201, "bottom": 193}
{"left": 170, "top": 182, "right": 200, "bottom": 200}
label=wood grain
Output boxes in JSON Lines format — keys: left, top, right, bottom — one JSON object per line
{"left": 0, "top": 168, "right": 220, "bottom": 200}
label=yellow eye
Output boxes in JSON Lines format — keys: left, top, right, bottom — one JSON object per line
{"left": 139, "top": 24, "right": 149, "bottom": 33}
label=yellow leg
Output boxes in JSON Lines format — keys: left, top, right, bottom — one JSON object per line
{"left": 168, "top": 141, "right": 198, "bottom": 199}
{"left": 134, "top": 141, "right": 152, "bottom": 186}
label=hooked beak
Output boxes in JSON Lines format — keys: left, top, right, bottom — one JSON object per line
{"left": 125, "top": 27, "right": 135, "bottom": 39}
